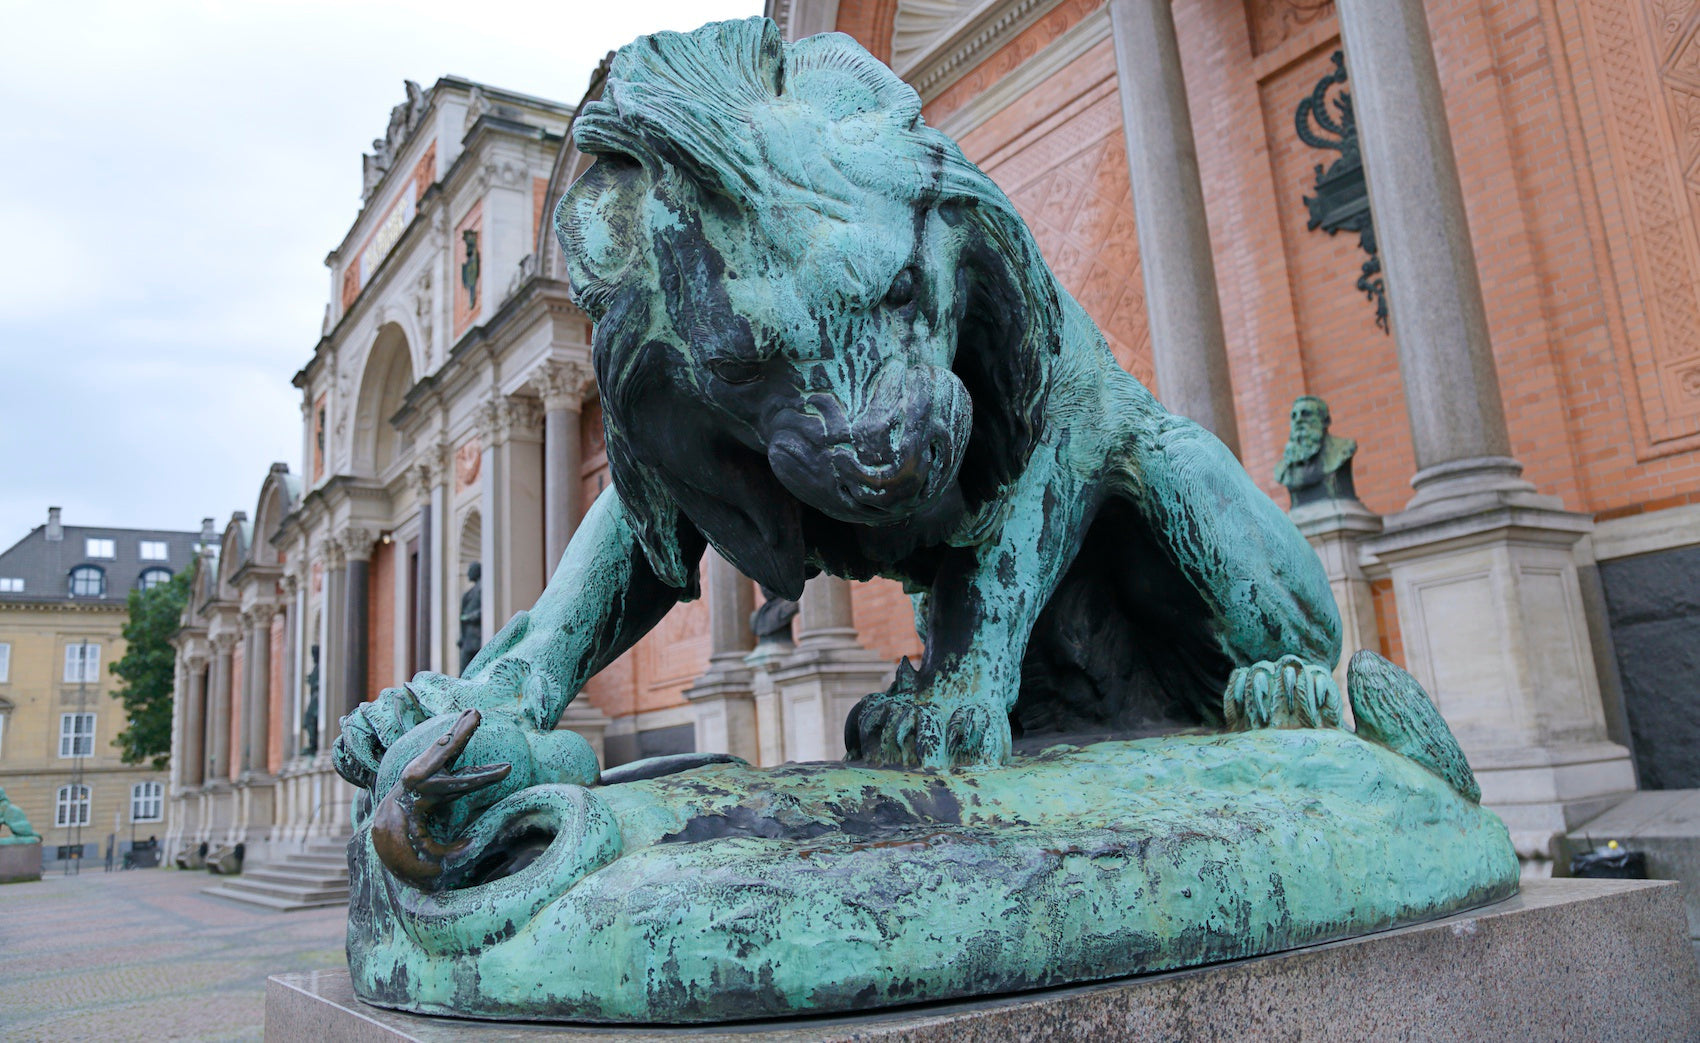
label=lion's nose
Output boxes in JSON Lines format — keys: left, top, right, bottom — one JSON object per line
{"left": 827, "top": 425, "right": 950, "bottom": 514}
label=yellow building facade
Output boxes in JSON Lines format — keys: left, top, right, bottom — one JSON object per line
{"left": 0, "top": 508, "right": 202, "bottom": 867}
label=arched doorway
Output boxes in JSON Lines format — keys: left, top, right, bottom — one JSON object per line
{"left": 352, "top": 323, "right": 417, "bottom": 477}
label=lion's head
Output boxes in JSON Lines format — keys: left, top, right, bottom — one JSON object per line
{"left": 556, "top": 18, "right": 1061, "bottom": 599}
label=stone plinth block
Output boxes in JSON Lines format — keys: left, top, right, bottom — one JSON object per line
{"left": 345, "top": 730, "right": 1517, "bottom": 1023}
{"left": 268, "top": 879, "right": 1700, "bottom": 1041}
{"left": 0, "top": 840, "right": 42, "bottom": 883}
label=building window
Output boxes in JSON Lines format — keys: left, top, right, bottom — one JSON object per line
{"left": 131, "top": 781, "right": 163, "bottom": 822}
{"left": 55, "top": 784, "right": 90, "bottom": 827}
{"left": 63, "top": 643, "right": 100, "bottom": 683}
{"left": 0, "top": 642, "right": 9, "bottom": 683}
{"left": 85, "top": 538, "right": 115, "bottom": 559}
{"left": 69, "top": 565, "right": 105, "bottom": 597}
{"left": 59, "top": 712, "right": 95, "bottom": 757}
{"left": 139, "top": 540, "right": 168, "bottom": 561}
{"left": 137, "top": 568, "right": 172, "bottom": 591}
{"left": 0, "top": 578, "right": 21, "bottom": 593}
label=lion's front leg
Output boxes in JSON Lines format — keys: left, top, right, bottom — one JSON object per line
{"left": 847, "top": 455, "right": 1089, "bottom": 770}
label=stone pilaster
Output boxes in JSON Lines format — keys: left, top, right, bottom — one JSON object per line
{"left": 1336, "top": 0, "right": 1635, "bottom": 867}
{"left": 1107, "top": 0, "right": 1240, "bottom": 455}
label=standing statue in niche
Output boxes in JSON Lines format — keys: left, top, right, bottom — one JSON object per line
{"left": 1275, "top": 394, "right": 1360, "bottom": 509}
{"left": 457, "top": 562, "right": 483, "bottom": 675}
{"left": 300, "top": 645, "right": 321, "bottom": 758}
{"left": 460, "top": 230, "right": 481, "bottom": 311}
{"left": 748, "top": 585, "right": 799, "bottom": 649}
{"left": 330, "top": 19, "right": 1516, "bottom": 1024}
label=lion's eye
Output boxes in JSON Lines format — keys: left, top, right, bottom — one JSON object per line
{"left": 883, "top": 267, "right": 918, "bottom": 309}
{"left": 709, "top": 358, "right": 763, "bottom": 385}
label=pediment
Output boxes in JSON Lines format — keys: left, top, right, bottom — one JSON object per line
{"left": 890, "top": 0, "right": 1067, "bottom": 102}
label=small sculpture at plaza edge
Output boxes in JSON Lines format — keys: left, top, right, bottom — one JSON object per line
{"left": 331, "top": 19, "right": 1518, "bottom": 1024}
{"left": 0, "top": 787, "right": 39, "bottom": 843}
{"left": 456, "top": 562, "right": 482, "bottom": 674}
{"left": 1275, "top": 394, "right": 1360, "bottom": 508}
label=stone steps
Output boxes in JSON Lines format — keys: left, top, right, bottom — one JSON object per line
{"left": 202, "top": 835, "right": 353, "bottom": 912}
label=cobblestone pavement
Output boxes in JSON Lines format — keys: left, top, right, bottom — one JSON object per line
{"left": 0, "top": 866, "right": 346, "bottom": 1042}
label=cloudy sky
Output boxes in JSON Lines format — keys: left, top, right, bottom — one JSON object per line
{"left": 0, "top": 0, "right": 760, "bottom": 547}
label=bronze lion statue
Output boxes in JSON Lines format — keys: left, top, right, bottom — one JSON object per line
{"left": 335, "top": 16, "right": 1342, "bottom": 789}
{"left": 327, "top": 21, "right": 1512, "bottom": 1024}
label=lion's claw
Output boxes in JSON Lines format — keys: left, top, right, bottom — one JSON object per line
{"left": 1224, "top": 654, "right": 1341, "bottom": 730}
{"left": 846, "top": 688, "right": 1011, "bottom": 770}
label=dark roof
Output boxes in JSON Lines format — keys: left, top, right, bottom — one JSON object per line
{"left": 0, "top": 518, "right": 205, "bottom": 606}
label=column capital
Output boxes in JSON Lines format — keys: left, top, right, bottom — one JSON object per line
{"left": 212, "top": 631, "right": 239, "bottom": 653}
{"left": 478, "top": 392, "right": 545, "bottom": 447}
{"left": 532, "top": 357, "right": 597, "bottom": 413}
{"left": 333, "top": 525, "right": 376, "bottom": 563}
{"left": 251, "top": 603, "right": 279, "bottom": 627}
{"left": 186, "top": 651, "right": 208, "bottom": 670}
{"left": 409, "top": 458, "right": 440, "bottom": 498}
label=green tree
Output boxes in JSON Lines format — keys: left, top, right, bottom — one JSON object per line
{"left": 110, "top": 569, "right": 190, "bottom": 769}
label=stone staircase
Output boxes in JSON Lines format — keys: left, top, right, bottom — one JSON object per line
{"left": 203, "top": 835, "right": 351, "bottom": 911}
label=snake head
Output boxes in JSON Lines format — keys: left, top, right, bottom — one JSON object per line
{"left": 399, "top": 709, "right": 513, "bottom": 810}
{"left": 371, "top": 708, "right": 516, "bottom": 890}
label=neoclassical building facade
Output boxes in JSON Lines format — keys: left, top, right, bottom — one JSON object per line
{"left": 171, "top": 0, "right": 1700, "bottom": 873}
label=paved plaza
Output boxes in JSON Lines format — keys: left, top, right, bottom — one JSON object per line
{"left": 0, "top": 865, "right": 346, "bottom": 1042}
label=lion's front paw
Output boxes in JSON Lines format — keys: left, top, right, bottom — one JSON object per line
{"left": 1224, "top": 654, "right": 1342, "bottom": 731}
{"left": 845, "top": 666, "right": 1011, "bottom": 769}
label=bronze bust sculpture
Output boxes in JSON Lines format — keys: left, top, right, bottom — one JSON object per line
{"left": 1275, "top": 394, "right": 1359, "bottom": 508}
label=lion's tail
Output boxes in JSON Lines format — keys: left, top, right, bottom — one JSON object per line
{"left": 1347, "top": 650, "right": 1481, "bottom": 803}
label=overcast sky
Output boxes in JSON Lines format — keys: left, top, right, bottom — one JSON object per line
{"left": 0, "top": 0, "right": 760, "bottom": 548}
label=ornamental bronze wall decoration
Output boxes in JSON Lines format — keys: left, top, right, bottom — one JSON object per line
{"left": 1297, "top": 50, "right": 1388, "bottom": 332}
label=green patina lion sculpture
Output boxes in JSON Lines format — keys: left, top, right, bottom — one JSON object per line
{"left": 330, "top": 19, "right": 1516, "bottom": 1023}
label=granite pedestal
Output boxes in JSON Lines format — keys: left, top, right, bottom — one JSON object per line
{"left": 0, "top": 840, "right": 42, "bottom": 883}
{"left": 267, "top": 879, "right": 1699, "bottom": 1042}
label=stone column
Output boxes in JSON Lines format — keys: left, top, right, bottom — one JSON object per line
{"left": 1107, "top": 0, "right": 1240, "bottom": 455}
{"left": 1336, "top": 4, "right": 1514, "bottom": 506}
{"left": 322, "top": 547, "right": 347, "bottom": 753}
{"left": 534, "top": 358, "right": 595, "bottom": 571}
{"left": 208, "top": 632, "right": 236, "bottom": 784}
{"left": 181, "top": 652, "right": 207, "bottom": 788}
{"left": 769, "top": 577, "right": 893, "bottom": 763}
{"left": 341, "top": 529, "right": 372, "bottom": 719}
{"left": 1339, "top": 0, "right": 1635, "bottom": 868}
{"left": 479, "top": 393, "right": 546, "bottom": 625}
{"left": 244, "top": 605, "right": 274, "bottom": 776}
{"left": 410, "top": 463, "right": 435, "bottom": 678}
{"left": 684, "top": 552, "right": 759, "bottom": 761}
{"left": 281, "top": 576, "right": 300, "bottom": 760}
